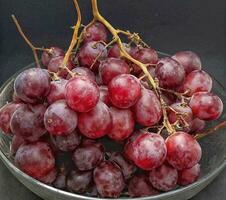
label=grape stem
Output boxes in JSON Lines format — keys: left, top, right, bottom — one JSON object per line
{"left": 90, "top": 0, "right": 157, "bottom": 90}
{"left": 90, "top": 0, "right": 176, "bottom": 134}
{"left": 11, "top": 15, "right": 41, "bottom": 68}
{"left": 61, "top": 0, "right": 81, "bottom": 71}
{"left": 194, "top": 120, "right": 226, "bottom": 140}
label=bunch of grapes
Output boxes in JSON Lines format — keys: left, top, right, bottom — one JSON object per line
{"left": 0, "top": 0, "right": 224, "bottom": 198}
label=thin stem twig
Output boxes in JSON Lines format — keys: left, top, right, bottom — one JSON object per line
{"left": 11, "top": 14, "right": 40, "bottom": 67}
{"left": 62, "top": 0, "right": 81, "bottom": 68}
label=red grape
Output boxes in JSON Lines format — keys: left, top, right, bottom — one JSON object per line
{"left": 132, "top": 132, "right": 167, "bottom": 170}
{"left": 108, "top": 107, "right": 134, "bottom": 141}
{"left": 166, "top": 132, "right": 202, "bottom": 170}
{"left": 133, "top": 88, "right": 162, "bottom": 126}
{"left": 108, "top": 152, "right": 136, "bottom": 179}
{"left": 131, "top": 47, "right": 158, "bottom": 75}
{"left": 51, "top": 130, "right": 81, "bottom": 152}
{"left": 178, "top": 163, "right": 200, "bottom": 186}
{"left": 190, "top": 118, "right": 206, "bottom": 133}
{"left": 128, "top": 174, "right": 159, "bottom": 197}
{"left": 123, "top": 130, "right": 144, "bottom": 162}
{"left": 189, "top": 92, "right": 223, "bottom": 120}
{"left": 44, "top": 100, "right": 78, "bottom": 136}
{"left": 38, "top": 167, "right": 57, "bottom": 184}
{"left": 78, "top": 101, "right": 112, "bottom": 139}
{"left": 47, "top": 79, "right": 68, "bottom": 104}
{"left": 0, "top": 102, "right": 24, "bottom": 133}
{"left": 99, "top": 58, "right": 130, "bottom": 85}
{"left": 48, "top": 56, "right": 74, "bottom": 79}
{"left": 41, "top": 47, "right": 64, "bottom": 67}
{"left": 15, "top": 142, "right": 55, "bottom": 179}
{"left": 99, "top": 85, "right": 111, "bottom": 106}
{"left": 65, "top": 76, "right": 100, "bottom": 112}
{"left": 10, "top": 135, "right": 25, "bottom": 155}
{"left": 78, "top": 41, "right": 107, "bottom": 69}
{"left": 168, "top": 102, "right": 193, "bottom": 131}
{"left": 108, "top": 43, "right": 131, "bottom": 58}
{"left": 66, "top": 67, "right": 96, "bottom": 82}
{"left": 149, "top": 162, "right": 178, "bottom": 191}
{"left": 93, "top": 161, "right": 125, "bottom": 198}
{"left": 108, "top": 74, "right": 141, "bottom": 108}
{"left": 72, "top": 142, "right": 104, "bottom": 171}
{"left": 66, "top": 170, "right": 92, "bottom": 194}
{"left": 156, "top": 57, "right": 185, "bottom": 89}
{"left": 182, "top": 70, "right": 212, "bottom": 96}
{"left": 172, "top": 51, "right": 201, "bottom": 75}
{"left": 14, "top": 68, "right": 51, "bottom": 103}
{"left": 83, "top": 22, "right": 108, "bottom": 43}
{"left": 10, "top": 105, "right": 46, "bottom": 141}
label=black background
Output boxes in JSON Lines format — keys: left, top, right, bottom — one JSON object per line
{"left": 0, "top": 0, "right": 226, "bottom": 199}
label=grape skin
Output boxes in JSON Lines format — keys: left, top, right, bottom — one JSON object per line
{"left": 44, "top": 100, "right": 78, "bottom": 136}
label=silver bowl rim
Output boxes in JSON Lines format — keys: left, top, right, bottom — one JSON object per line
{"left": 0, "top": 61, "right": 225, "bottom": 200}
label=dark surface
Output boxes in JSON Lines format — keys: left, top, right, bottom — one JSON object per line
{"left": 0, "top": 0, "right": 226, "bottom": 199}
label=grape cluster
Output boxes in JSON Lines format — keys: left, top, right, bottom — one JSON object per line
{"left": 1, "top": 1, "right": 224, "bottom": 198}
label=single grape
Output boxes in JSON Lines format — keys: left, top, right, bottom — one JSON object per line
{"left": 48, "top": 56, "right": 74, "bottom": 79}
{"left": 166, "top": 132, "right": 202, "bottom": 170}
{"left": 51, "top": 130, "right": 81, "bottom": 152}
{"left": 108, "top": 74, "right": 141, "bottom": 108}
{"left": 47, "top": 79, "right": 68, "bottom": 104}
{"left": 41, "top": 47, "right": 64, "bottom": 67}
{"left": 44, "top": 100, "right": 78, "bottom": 136}
{"left": 0, "top": 102, "right": 24, "bottom": 133}
{"left": 72, "top": 142, "right": 104, "bottom": 171}
{"left": 123, "top": 130, "right": 144, "bottom": 162}
{"left": 149, "top": 162, "right": 178, "bottom": 191}
{"left": 108, "top": 152, "right": 136, "bottom": 179}
{"left": 78, "top": 41, "right": 107, "bottom": 69}
{"left": 14, "top": 68, "right": 51, "bottom": 103}
{"left": 155, "top": 57, "right": 185, "bottom": 89}
{"left": 15, "top": 142, "right": 55, "bottom": 179}
{"left": 10, "top": 105, "right": 46, "bottom": 141}
{"left": 66, "top": 170, "right": 92, "bottom": 194}
{"left": 65, "top": 76, "right": 100, "bottom": 112}
{"left": 128, "top": 174, "right": 159, "bottom": 197}
{"left": 99, "top": 58, "right": 130, "bottom": 85}
{"left": 78, "top": 101, "right": 112, "bottom": 139}
{"left": 178, "top": 163, "right": 200, "bottom": 186}
{"left": 133, "top": 88, "right": 162, "bottom": 126}
{"left": 10, "top": 135, "right": 25, "bottom": 155}
{"left": 172, "top": 51, "right": 201, "bottom": 75}
{"left": 189, "top": 92, "right": 223, "bottom": 120}
{"left": 182, "top": 70, "right": 212, "bottom": 96}
{"left": 99, "top": 85, "right": 111, "bottom": 106}
{"left": 131, "top": 132, "right": 167, "bottom": 170}
{"left": 108, "top": 43, "right": 131, "bottom": 58}
{"left": 131, "top": 47, "right": 158, "bottom": 75}
{"left": 168, "top": 102, "right": 193, "bottom": 131}
{"left": 38, "top": 167, "right": 57, "bottom": 184}
{"left": 83, "top": 22, "right": 108, "bottom": 43}
{"left": 190, "top": 118, "right": 206, "bottom": 133}
{"left": 66, "top": 67, "right": 96, "bottom": 82}
{"left": 53, "top": 170, "right": 67, "bottom": 189}
{"left": 108, "top": 107, "right": 134, "bottom": 141}
{"left": 94, "top": 161, "right": 125, "bottom": 198}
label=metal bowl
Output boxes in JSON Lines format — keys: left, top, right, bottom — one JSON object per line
{"left": 0, "top": 62, "right": 226, "bottom": 200}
